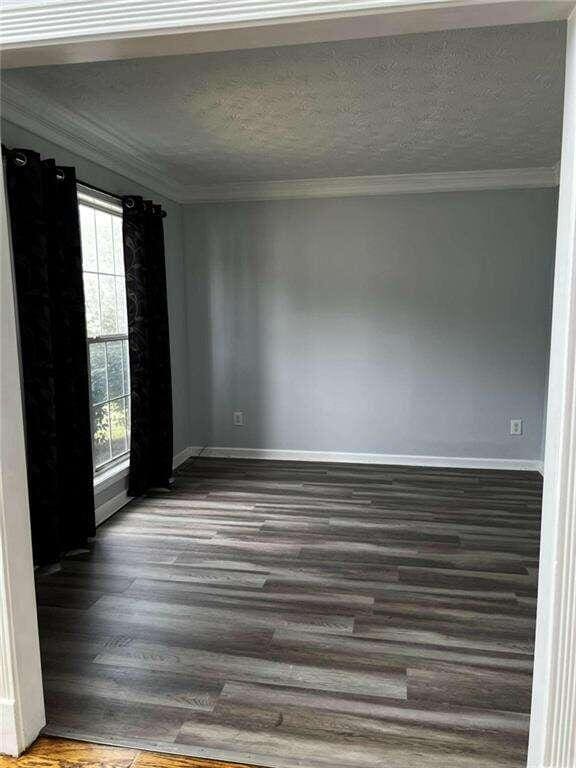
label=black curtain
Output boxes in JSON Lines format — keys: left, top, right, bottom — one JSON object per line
{"left": 3, "top": 147, "right": 95, "bottom": 565}
{"left": 122, "top": 196, "right": 173, "bottom": 497}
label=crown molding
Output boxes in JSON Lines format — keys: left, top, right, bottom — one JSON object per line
{"left": 2, "top": 0, "right": 572, "bottom": 46}
{"left": 183, "top": 166, "right": 560, "bottom": 203}
{"left": 1, "top": 79, "right": 560, "bottom": 205}
{"left": 1, "top": 0, "right": 574, "bottom": 69}
{"left": 0, "top": 81, "right": 187, "bottom": 203}
{"left": 2, "top": 0, "right": 449, "bottom": 44}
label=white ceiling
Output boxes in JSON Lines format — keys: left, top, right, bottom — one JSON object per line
{"left": 2, "top": 21, "right": 566, "bottom": 189}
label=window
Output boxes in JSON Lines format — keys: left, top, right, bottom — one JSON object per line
{"left": 78, "top": 186, "right": 130, "bottom": 475}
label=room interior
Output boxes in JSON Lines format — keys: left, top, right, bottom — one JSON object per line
{"left": 0, "top": 14, "right": 568, "bottom": 768}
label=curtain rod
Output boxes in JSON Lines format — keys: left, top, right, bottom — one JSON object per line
{"left": 78, "top": 181, "right": 166, "bottom": 217}
{"left": 77, "top": 179, "right": 123, "bottom": 202}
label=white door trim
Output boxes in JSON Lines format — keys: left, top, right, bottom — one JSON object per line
{"left": 528, "top": 8, "right": 576, "bottom": 767}
{"left": 0, "top": 168, "right": 45, "bottom": 756}
{"left": 0, "top": 0, "right": 573, "bottom": 68}
{"left": 1, "top": 0, "right": 576, "bottom": 761}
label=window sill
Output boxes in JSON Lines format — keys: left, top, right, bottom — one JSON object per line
{"left": 93, "top": 458, "right": 130, "bottom": 493}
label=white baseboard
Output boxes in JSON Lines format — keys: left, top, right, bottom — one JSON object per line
{"left": 172, "top": 445, "right": 204, "bottom": 470}
{"left": 93, "top": 445, "right": 541, "bottom": 527}
{"left": 201, "top": 446, "right": 542, "bottom": 472}
{"left": 0, "top": 696, "right": 42, "bottom": 758}
{"left": 0, "top": 697, "right": 19, "bottom": 756}
{"left": 95, "top": 489, "right": 131, "bottom": 527}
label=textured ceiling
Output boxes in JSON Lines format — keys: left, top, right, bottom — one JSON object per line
{"left": 3, "top": 22, "right": 566, "bottom": 185}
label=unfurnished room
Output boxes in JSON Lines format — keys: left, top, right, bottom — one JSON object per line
{"left": 1, "top": 3, "right": 575, "bottom": 768}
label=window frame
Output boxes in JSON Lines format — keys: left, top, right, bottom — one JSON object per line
{"left": 77, "top": 184, "right": 131, "bottom": 482}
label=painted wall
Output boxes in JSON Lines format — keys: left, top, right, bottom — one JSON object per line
{"left": 1, "top": 120, "right": 193, "bottom": 505}
{"left": 1, "top": 115, "right": 558, "bottom": 470}
{"left": 186, "top": 189, "right": 557, "bottom": 461}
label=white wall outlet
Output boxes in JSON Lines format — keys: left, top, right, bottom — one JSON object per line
{"left": 510, "top": 419, "right": 523, "bottom": 436}
{"left": 233, "top": 411, "right": 245, "bottom": 426}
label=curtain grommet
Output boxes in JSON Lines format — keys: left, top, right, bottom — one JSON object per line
{"left": 13, "top": 152, "right": 27, "bottom": 167}
{"left": 55, "top": 168, "right": 65, "bottom": 181}
{"left": 125, "top": 198, "right": 136, "bottom": 209}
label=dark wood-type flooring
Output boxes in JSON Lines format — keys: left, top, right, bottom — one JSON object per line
{"left": 35, "top": 458, "right": 542, "bottom": 768}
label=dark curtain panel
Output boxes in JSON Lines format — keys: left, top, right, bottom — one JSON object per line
{"left": 3, "top": 147, "right": 95, "bottom": 565}
{"left": 122, "top": 196, "right": 173, "bottom": 497}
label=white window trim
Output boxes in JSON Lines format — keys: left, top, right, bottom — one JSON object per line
{"left": 93, "top": 457, "right": 130, "bottom": 492}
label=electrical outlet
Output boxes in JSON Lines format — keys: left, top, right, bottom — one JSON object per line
{"left": 233, "top": 411, "right": 245, "bottom": 427}
{"left": 510, "top": 419, "right": 523, "bottom": 436}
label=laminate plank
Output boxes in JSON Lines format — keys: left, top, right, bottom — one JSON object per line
{"left": 42, "top": 692, "right": 189, "bottom": 742}
{"left": 92, "top": 640, "right": 407, "bottom": 699}
{"left": 269, "top": 630, "right": 534, "bottom": 671}
{"left": 42, "top": 664, "right": 221, "bottom": 712}
{"left": 89, "top": 595, "right": 356, "bottom": 636}
{"left": 176, "top": 705, "right": 522, "bottom": 768}
{"left": 407, "top": 665, "right": 533, "bottom": 713}
{"left": 219, "top": 680, "right": 529, "bottom": 732}
{"left": 123, "top": 578, "right": 375, "bottom": 615}
{"left": 35, "top": 458, "right": 542, "bottom": 768}
{"left": 39, "top": 612, "right": 275, "bottom": 656}
{"left": 60, "top": 561, "right": 270, "bottom": 587}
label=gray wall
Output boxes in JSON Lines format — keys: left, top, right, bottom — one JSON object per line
{"left": 186, "top": 189, "right": 557, "bottom": 460}
{"left": 1, "top": 120, "right": 192, "bottom": 505}
{"left": 2, "top": 115, "right": 558, "bottom": 467}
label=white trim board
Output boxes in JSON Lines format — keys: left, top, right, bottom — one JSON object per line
{"left": 3, "top": 0, "right": 571, "bottom": 45}
{"left": 1, "top": 0, "right": 573, "bottom": 69}
{"left": 93, "top": 459, "right": 129, "bottom": 494}
{"left": 201, "top": 446, "right": 542, "bottom": 472}
{"left": 0, "top": 699, "right": 19, "bottom": 757}
{"left": 0, "top": 158, "right": 45, "bottom": 757}
{"left": 172, "top": 445, "right": 204, "bottom": 469}
{"left": 94, "top": 489, "right": 131, "bottom": 527}
{"left": 94, "top": 446, "right": 203, "bottom": 526}
{"left": 0, "top": 84, "right": 188, "bottom": 204}
{"left": 528, "top": 8, "right": 576, "bottom": 766}
{"left": 184, "top": 167, "right": 559, "bottom": 203}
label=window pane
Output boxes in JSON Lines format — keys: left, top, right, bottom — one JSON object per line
{"left": 95, "top": 210, "right": 115, "bottom": 274}
{"left": 79, "top": 206, "right": 97, "bottom": 271}
{"left": 110, "top": 397, "right": 128, "bottom": 458}
{"left": 83, "top": 272, "right": 101, "bottom": 337}
{"left": 112, "top": 216, "right": 124, "bottom": 275}
{"left": 106, "top": 340, "right": 124, "bottom": 398}
{"left": 125, "top": 396, "right": 131, "bottom": 446}
{"left": 99, "top": 275, "right": 118, "bottom": 335}
{"left": 89, "top": 343, "right": 107, "bottom": 405}
{"left": 116, "top": 276, "right": 128, "bottom": 333}
{"left": 122, "top": 340, "right": 130, "bottom": 394}
{"left": 93, "top": 403, "right": 111, "bottom": 467}
{"left": 79, "top": 190, "right": 131, "bottom": 475}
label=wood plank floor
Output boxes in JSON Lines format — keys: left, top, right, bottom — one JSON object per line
{"left": 0, "top": 736, "right": 252, "bottom": 766}
{"left": 35, "top": 458, "right": 542, "bottom": 768}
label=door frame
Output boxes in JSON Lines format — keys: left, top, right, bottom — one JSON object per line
{"left": 1, "top": 1, "right": 575, "bottom": 763}
{"left": 0, "top": 165, "right": 45, "bottom": 756}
